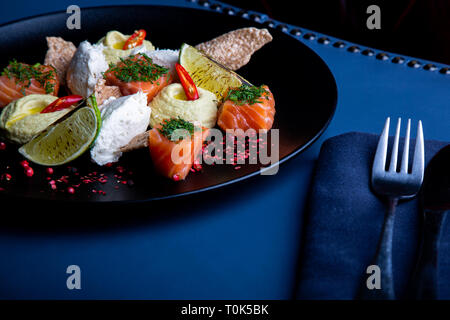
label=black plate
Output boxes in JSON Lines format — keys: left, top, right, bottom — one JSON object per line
{"left": 0, "top": 5, "right": 337, "bottom": 203}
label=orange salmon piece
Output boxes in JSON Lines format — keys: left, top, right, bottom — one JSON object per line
{"left": 0, "top": 63, "right": 59, "bottom": 107}
{"left": 104, "top": 54, "right": 172, "bottom": 104}
{"left": 217, "top": 85, "right": 275, "bottom": 132}
{"left": 148, "top": 125, "right": 208, "bottom": 181}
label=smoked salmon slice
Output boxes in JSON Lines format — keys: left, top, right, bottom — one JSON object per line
{"left": 0, "top": 61, "right": 59, "bottom": 107}
{"left": 148, "top": 118, "right": 208, "bottom": 181}
{"left": 217, "top": 84, "right": 275, "bottom": 132}
{"left": 104, "top": 53, "right": 172, "bottom": 104}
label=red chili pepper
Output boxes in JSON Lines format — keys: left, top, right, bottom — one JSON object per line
{"left": 123, "top": 29, "right": 147, "bottom": 50}
{"left": 41, "top": 95, "right": 83, "bottom": 114}
{"left": 175, "top": 63, "right": 199, "bottom": 101}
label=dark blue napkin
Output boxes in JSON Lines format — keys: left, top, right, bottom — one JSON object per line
{"left": 296, "top": 132, "right": 449, "bottom": 299}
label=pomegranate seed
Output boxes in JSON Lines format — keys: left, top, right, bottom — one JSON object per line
{"left": 25, "top": 167, "right": 34, "bottom": 177}
{"left": 172, "top": 174, "right": 180, "bottom": 181}
{"left": 0, "top": 142, "right": 5, "bottom": 150}
{"left": 67, "top": 187, "right": 75, "bottom": 194}
{"left": 46, "top": 168, "right": 54, "bottom": 175}
{"left": 51, "top": 184, "right": 57, "bottom": 190}
{"left": 2, "top": 173, "right": 11, "bottom": 181}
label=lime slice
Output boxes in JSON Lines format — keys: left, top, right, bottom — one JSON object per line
{"left": 19, "top": 106, "right": 100, "bottom": 166}
{"left": 179, "top": 43, "right": 251, "bottom": 101}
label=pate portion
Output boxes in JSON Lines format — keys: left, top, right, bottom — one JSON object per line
{"left": 91, "top": 92, "right": 151, "bottom": 166}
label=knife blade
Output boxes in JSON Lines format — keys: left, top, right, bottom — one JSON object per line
{"left": 411, "top": 144, "right": 450, "bottom": 299}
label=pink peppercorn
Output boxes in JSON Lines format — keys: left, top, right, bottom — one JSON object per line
{"left": 46, "top": 168, "right": 54, "bottom": 175}
{"left": 0, "top": 142, "right": 6, "bottom": 150}
{"left": 25, "top": 167, "right": 34, "bottom": 177}
{"left": 20, "top": 160, "right": 29, "bottom": 168}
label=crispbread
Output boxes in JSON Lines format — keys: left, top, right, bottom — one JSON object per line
{"left": 119, "top": 130, "right": 150, "bottom": 152}
{"left": 44, "top": 37, "right": 76, "bottom": 86}
{"left": 195, "top": 27, "right": 272, "bottom": 70}
{"left": 94, "top": 79, "right": 122, "bottom": 106}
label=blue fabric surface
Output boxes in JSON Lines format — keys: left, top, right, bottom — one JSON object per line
{"left": 0, "top": 0, "right": 448, "bottom": 299}
{"left": 297, "top": 132, "right": 449, "bottom": 299}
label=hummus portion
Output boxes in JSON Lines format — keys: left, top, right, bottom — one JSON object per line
{"left": 150, "top": 83, "right": 218, "bottom": 128}
{"left": 0, "top": 94, "right": 75, "bottom": 144}
{"left": 98, "top": 30, "right": 155, "bottom": 64}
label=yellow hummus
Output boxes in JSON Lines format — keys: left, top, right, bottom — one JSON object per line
{"left": 150, "top": 83, "right": 218, "bottom": 128}
{"left": 0, "top": 94, "right": 75, "bottom": 144}
{"left": 98, "top": 30, "right": 155, "bottom": 64}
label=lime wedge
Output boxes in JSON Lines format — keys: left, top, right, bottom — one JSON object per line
{"left": 87, "top": 94, "right": 102, "bottom": 144}
{"left": 179, "top": 43, "right": 251, "bottom": 101}
{"left": 19, "top": 106, "right": 100, "bottom": 166}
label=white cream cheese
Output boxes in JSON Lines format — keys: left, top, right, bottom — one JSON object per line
{"left": 66, "top": 41, "right": 109, "bottom": 98}
{"left": 91, "top": 92, "right": 151, "bottom": 166}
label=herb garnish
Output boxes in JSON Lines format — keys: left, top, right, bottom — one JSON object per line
{"left": 158, "top": 118, "right": 198, "bottom": 142}
{"left": 1, "top": 60, "right": 56, "bottom": 95}
{"left": 224, "top": 84, "right": 268, "bottom": 105}
{"left": 104, "top": 53, "right": 169, "bottom": 83}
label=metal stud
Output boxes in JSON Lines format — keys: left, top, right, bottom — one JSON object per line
{"left": 210, "top": 4, "right": 222, "bottom": 11}
{"left": 392, "top": 56, "right": 405, "bottom": 64}
{"left": 238, "top": 10, "right": 249, "bottom": 18}
{"left": 347, "top": 45, "right": 360, "bottom": 53}
{"left": 250, "top": 14, "right": 262, "bottom": 23}
{"left": 263, "top": 20, "right": 276, "bottom": 28}
{"left": 290, "top": 28, "right": 302, "bottom": 36}
{"left": 317, "top": 37, "right": 330, "bottom": 44}
{"left": 423, "top": 63, "right": 437, "bottom": 71}
{"left": 376, "top": 53, "right": 390, "bottom": 60}
{"left": 439, "top": 67, "right": 450, "bottom": 74}
{"left": 198, "top": 0, "right": 210, "bottom": 7}
{"left": 224, "top": 7, "right": 235, "bottom": 15}
{"left": 407, "top": 60, "right": 421, "bottom": 68}
{"left": 277, "top": 24, "right": 288, "bottom": 32}
{"left": 362, "top": 49, "right": 375, "bottom": 56}
{"left": 303, "top": 33, "right": 316, "bottom": 40}
{"left": 333, "top": 41, "right": 346, "bottom": 48}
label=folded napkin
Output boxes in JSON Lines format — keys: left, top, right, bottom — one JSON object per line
{"left": 296, "top": 132, "right": 449, "bottom": 299}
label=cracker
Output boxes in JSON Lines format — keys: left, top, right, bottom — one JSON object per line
{"left": 196, "top": 27, "right": 272, "bottom": 70}
{"left": 119, "top": 130, "right": 150, "bottom": 153}
{"left": 44, "top": 37, "right": 77, "bottom": 85}
{"left": 94, "top": 79, "right": 122, "bottom": 106}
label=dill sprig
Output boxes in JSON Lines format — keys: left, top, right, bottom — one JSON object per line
{"left": 158, "top": 118, "right": 198, "bottom": 142}
{"left": 104, "top": 53, "right": 169, "bottom": 83}
{"left": 225, "top": 84, "right": 269, "bottom": 105}
{"left": 1, "top": 60, "right": 56, "bottom": 95}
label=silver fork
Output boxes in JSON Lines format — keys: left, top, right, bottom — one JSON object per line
{"left": 359, "top": 117, "right": 425, "bottom": 300}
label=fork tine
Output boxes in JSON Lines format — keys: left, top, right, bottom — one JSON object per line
{"left": 400, "top": 119, "right": 411, "bottom": 173}
{"left": 389, "top": 118, "right": 401, "bottom": 172}
{"left": 373, "top": 117, "right": 390, "bottom": 173}
{"left": 412, "top": 120, "right": 425, "bottom": 179}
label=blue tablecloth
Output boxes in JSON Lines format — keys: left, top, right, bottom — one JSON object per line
{"left": 0, "top": 0, "right": 449, "bottom": 299}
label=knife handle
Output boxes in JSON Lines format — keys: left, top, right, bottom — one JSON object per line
{"left": 358, "top": 198, "right": 397, "bottom": 300}
{"left": 411, "top": 210, "right": 447, "bottom": 300}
